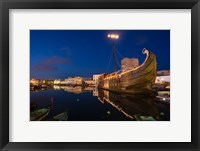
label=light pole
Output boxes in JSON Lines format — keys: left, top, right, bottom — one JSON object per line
{"left": 107, "top": 34, "right": 119, "bottom": 73}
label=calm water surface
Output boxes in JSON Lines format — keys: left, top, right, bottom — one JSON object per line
{"left": 30, "top": 86, "right": 170, "bottom": 121}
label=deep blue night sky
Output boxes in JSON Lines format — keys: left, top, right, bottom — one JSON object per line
{"left": 30, "top": 30, "right": 170, "bottom": 79}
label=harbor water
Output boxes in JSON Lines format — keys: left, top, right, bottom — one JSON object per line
{"left": 30, "top": 86, "right": 170, "bottom": 121}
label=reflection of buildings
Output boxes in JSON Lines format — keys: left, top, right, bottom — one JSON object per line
{"left": 53, "top": 85, "right": 61, "bottom": 90}
{"left": 84, "top": 87, "right": 94, "bottom": 91}
{"left": 53, "top": 85, "right": 97, "bottom": 94}
{"left": 63, "top": 86, "right": 83, "bottom": 94}
{"left": 52, "top": 85, "right": 84, "bottom": 94}
{"left": 121, "top": 57, "right": 139, "bottom": 72}
{"left": 93, "top": 88, "right": 99, "bottom": 96}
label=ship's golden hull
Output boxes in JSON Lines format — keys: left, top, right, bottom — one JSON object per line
{"left": 99, "top": 49, "right": 157, "bottom": 94}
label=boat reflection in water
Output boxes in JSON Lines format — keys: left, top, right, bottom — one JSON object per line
{"left": 97, "top": 89, "right": 166, "bottom": 121}
{"left": 30, "top": 85, "right": 169, "bottom": 121}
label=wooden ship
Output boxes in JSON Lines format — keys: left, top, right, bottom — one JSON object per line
{"left": 98, "top": 48, "right": 157, "bottom": 95}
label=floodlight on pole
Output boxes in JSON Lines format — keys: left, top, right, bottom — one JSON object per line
{"left": 107, "top": 34, "right": 119, "bottom": 73}
{"left": 107, "top": 34, "right": 119, "bottom": 39}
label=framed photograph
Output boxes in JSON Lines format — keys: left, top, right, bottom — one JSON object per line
{"left": 0, "top": 0, "right": 199, "bottom": 150}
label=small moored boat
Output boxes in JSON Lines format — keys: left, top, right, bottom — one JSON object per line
{"left": 30, "top": 107, "right": 51, "bottom": 121}
{"left": 30, "top": 98, "right": 54, "bottom": 121}
{"left": 53, "top": 111, "right": 68, "bottom": 121}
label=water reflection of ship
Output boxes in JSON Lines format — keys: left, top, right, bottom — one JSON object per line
{"left": 97, "top": 89, "right": 160, "bottom": 120}
{"left": 84, "top": 87, "right": 95, "bottom": 91}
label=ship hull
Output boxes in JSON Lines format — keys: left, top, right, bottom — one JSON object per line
{"left": 98, "top": 49, "right": 157, "bottom": 95}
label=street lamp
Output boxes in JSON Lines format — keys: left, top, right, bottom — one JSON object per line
{"left": 107, "top": 34, "right": 119, "bottom": 73}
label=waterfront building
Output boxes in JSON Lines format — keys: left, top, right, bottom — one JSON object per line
{"left": 157, "top": 70, "right": 170, "bottom": 76}
{"left": 156, "top": 70, "right": 170, "bottom": 84}
{"left": 156, "top": 76, "right": 170, "bottom": 84}
{"left": 40, "top": 80, "right": 48, "bottom": 85}
{"left": 39, "top": 80, "right": 48, "bottom": 87}
{"left": 97, "top": 74, "right": 106, "bottom": 87}
{"left": 60, "top": 80, "right": 67, "bottom": 85}
{"left": 84, "top": 79, "right": 95, "bottom": 86}
{"left": 65, "top": 77, "right": 84, "bottom": 85}
{"left": 93, "top": 74, "right": 104, "bottom": 85}
{"left": 30, "top": 78, "right": 40, "bottom": 86}
{"left": 54, "top": 79, "right": 61, "bottom": 85}
{"left": 46, "top": 80, "right": 54, "bottom": 85}
{"left": 121, "top": 57, "right": 139, "bottom": 72}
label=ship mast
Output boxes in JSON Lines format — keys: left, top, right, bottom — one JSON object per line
{"left": 108, "top": 34, "right": 119, "bottom": 73}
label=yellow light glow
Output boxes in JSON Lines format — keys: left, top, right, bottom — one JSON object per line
{"left": 108, "top": 34, "right": 119, "bottom": 39}
{"left": 111, "top": 34, "right": 115, "bottom": 38}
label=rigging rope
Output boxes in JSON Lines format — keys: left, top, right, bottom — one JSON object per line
{"left": 114, "top": 47, "right": 124, "bottom": 59}
{"left": 106, "top": 50, "right": 113, "bottom": 73}
{"left": 114, "top": 47, "right": 123, "bottom": 70}
{"left": 106, "top": 46, "right": 124, "bottom": 73}
{"left": 116, "top": 56, "right": 121, "bottom": 70}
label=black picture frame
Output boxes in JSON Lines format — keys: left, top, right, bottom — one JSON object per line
{"left": 0, "top": 0, "right": 199, "bottom": 150}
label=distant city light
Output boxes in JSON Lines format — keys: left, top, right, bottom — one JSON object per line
{"left": 107, "top": 34, "right": 119, "bottom": 39}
